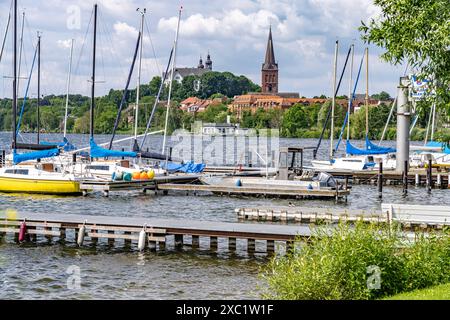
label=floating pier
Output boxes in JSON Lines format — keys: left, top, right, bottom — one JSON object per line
{"left": 0, "top": 212, "right": 311, "bottom": 254}
{"left": 155, "top": 183, "right": 350, "bottom": 200}
{"left": 79, "top": 174, "right": 201, "bottom": 196}
{"left": 236, "top": 206, "right": 384, "bottom": 223}
{"left": 236, "top": 203, "right": 450, "bottom": 230}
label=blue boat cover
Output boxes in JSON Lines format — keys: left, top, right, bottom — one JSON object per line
{"left": 346, "top": 140, "right": 394, "bottom": 155}
{"left": 90, "top": 138, "right": 137, "bottom": 158}
{"left": 13, "top": 148, "right": 60, "bottom": 165}
{"left": 426, "top": 141, "right": 450, "bottom": 154}
{"left": 41, "top": 137, "right": 77, "bottom": 152}
{"left": 365, "top": 136, "right": 396, "bottom": 153}
{"left": 163, "top": 161, "right": 205, "bottom": 173}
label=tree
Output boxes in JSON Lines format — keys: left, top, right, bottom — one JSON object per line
{"left": 360, "top": 0, "right": 450, "bottom": 105}
{"left": 281, "top": 105, "right": 309, "bottom": 137}
{"left": 371, "top": 91, "right": 391, "bottom": 101}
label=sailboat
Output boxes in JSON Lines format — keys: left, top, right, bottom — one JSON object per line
{"left": 0, "top": 0, "right": 81, "bottom": 194}
{"left": 311, "top": 46, "right": 396, "bottom": 171}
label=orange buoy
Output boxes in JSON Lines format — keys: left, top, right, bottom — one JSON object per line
{"left": 140, "top": 171, "right": 149, "bottom": 180}
{"left": 147, "top": 169, "right": 155, "bottom": 180}
{"left": 132, "top": 171, "right": 141, "bottom": 180}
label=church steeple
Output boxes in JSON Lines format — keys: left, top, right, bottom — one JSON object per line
{"left": 261, "top": 26, "right": 278, "bottom": 93}
{"left": 205, "top": 51, "right": 212, "bottom": 70}
{"left": 263, "top": 26, "right": 277, "bottom": 70}
{"left": 198, "top": 56, "right": 204, "bottom": 69}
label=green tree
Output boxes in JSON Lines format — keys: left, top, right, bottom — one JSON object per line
{"left": 281, "top": 104, "right": 309, "bottom": 137}
{"left": 360, "top": 0, "right": 450, "bottom": 105}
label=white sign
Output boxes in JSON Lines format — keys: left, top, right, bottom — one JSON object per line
{"left": 409, "top": 75, "right": 431, "bottom": 100}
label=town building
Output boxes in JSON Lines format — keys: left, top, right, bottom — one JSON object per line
{"left": 163, "top": 53, "right": 213, "bottom": 84}
{"left": 180, "top": 96, "right": 227, "bottom": 113}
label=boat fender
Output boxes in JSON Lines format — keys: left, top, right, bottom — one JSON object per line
{"left": 236, "top": 179, "right": 242, "bottom": 187}
{"left": 138, "top": 225, "right": 147, "bottom": 251}
{"left": 19, "top": 219, "right": 27, "bottom": 242}
{"left": 307, "top": 184, "right": 313, "bottom": 190}
{"left": 77, "top": 220, "right": 87, "bottom": 246}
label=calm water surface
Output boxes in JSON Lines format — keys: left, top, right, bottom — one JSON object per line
{"left": 0, "top": 133, "right": 447, "bottom": 299}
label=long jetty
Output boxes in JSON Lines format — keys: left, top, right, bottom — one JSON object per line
{"left": 0, "top": 212, "right": 311, "bottom": 254}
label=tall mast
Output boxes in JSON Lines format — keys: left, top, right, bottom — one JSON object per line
{"left": 12, "top": 0, "right": 17, "bottom": 149}
{"left": 90, "top": 4, "right": 97, "bottom": 139}
{"left": 0, "top": 2, "right": 11, "bottom": 65}
{"left": 346, "top": 44, "right": 354, "bottom": 141}
{"left": 63, "top": 39, "right": 74, "bottom": 138}
{"left": 134, "top": 8, "right": 146, "bottom": 141}
{"left": 365, "top": 47, "right": 369, "bottom": 136}
{"left": 330, "top": 40, "right": 338, "bottom": 159}
{"left": 161, "top": 7, "right": 182, "bottom": 154}
{"left": 17, "top": 10, "right": 24, "bottom": 98}
{"left": 37, "top": 32, "right": 41, "bottom": 144}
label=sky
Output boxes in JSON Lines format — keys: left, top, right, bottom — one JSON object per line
{"left": 0, "top": 0, "right": 406, "bottom": 100}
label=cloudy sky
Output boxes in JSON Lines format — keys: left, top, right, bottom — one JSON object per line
{"left": 0, "top": 0, "right": 405, "bottom": 99}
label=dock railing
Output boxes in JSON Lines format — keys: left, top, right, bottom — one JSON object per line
{"left": 383, "top": 203, "right": 450, "bottom": 228}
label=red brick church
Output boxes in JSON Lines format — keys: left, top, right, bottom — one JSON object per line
{"left": 261, "top": 26, "right": 278, "bottom": 93}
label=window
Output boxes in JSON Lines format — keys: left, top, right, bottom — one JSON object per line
{"left": 5, "top": 169, "right": 29, "bottom": 175}
{"left": 86, "top": 165, "right": 110, "bottom": 171}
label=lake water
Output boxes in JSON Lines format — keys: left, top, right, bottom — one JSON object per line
{"left": 0, "top": 132, "right": 447, "bottom": 299}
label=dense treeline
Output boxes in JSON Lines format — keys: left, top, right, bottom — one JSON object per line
{"left": 0, "top": 71, "right": 260, "bottom": 135}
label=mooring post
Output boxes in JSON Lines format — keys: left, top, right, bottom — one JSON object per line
{"left": 402, "top": 160, "right": 408, "bottom": 196}
{"left": 415, "top": 173, "right": 420, "bottom": 186}
{"left": 60, "top": 227, "right": 66, "bottom": 241}
{"left": 396, "top": 76, "right": 411, "bottom": 174}
{"left": 426, "top": 155, "right": 433, "bottom": 192}
{"left": 267, "top": 240, "right": 275, "bottom": 254}
{"left": 247, "top": 238, "right": 256, "bottom": 253}
{"left": 376, "top": 158, "right": 383, "bottom": 199}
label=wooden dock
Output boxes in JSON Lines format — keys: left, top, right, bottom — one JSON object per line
{"left": 79, "top": 174, "right": 201, "bottom": 196}
{"left": 0, "top": 212, "right": 311, "bottom": 254}
{"left": 320, "top": 168, "right": 450, "bottom": 188}
{"left": 155, "top": 183, "right": 350, "bottom": 200}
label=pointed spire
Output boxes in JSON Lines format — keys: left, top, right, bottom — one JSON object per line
{"left": 263, "top": 26, "right": 277, "bottom": 69}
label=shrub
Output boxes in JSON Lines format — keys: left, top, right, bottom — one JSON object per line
{"left": 261, "top": 222, "right": 450, "bottom": 300}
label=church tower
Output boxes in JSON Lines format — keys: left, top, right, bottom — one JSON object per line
{"left": 261, "top": 26, "right": 278, "bottom": 93}
{"left": 205, "top": 52, "right": 212, "bottom": 70}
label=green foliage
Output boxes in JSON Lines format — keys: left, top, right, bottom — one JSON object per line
{"left": 371, "top": 91, "right": 391, "bottom": 101}
{"left": 360, "top": 0, "right": 450, "bottom": 104}
{"left": 350, "top": 103, "right": 393, "bottom": 139}
{"left": 281, "top": 104, "right": 309, "bottom": 137}
{"left": 262, "top": 222, "right": 450, "bottom": 300}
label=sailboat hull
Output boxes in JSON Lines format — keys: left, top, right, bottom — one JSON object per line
{"left": 0, "top": 176, "right": 81, "bottom": 195}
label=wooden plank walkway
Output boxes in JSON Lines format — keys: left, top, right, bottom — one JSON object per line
{"left": 156, "top": 183, "right": 350, "bottom": 200}
{"left": 0, "top": 212, "right": 311, "bottom": 254}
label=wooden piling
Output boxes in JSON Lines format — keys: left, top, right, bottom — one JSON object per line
{"left": 210, "top": 236, "right": 218, "bottom": 251}
{"left": 192, "top": 235, "right": 200, "bottom": 248}
{"left": 247, "top": 239, "right": 256, "bottom": 252}
{"left": 174, "top": 234, "right": 183, "bottom": 248}
{"left": 267, "top": 240, "right": 275, "bottom": 254}
{"left": 377, "top": 161, "right": 383, "bottom": 199}
{"left": 228, "top": 237, "right": 236, "bottom": 252}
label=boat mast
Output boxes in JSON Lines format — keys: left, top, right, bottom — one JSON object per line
{"left": 161, "top": 7, "right": 182, "bottom": 155}
{"left": 17, "top": 10, "right": 24, "bottom": 98}
{"left": 346, "top": 44, "right": 354, "bottom": 142}
{"left": 134, "top": 8, "right": 145, "bottom": 142}
{"left": 330, "top": 40, "right": 338, "bottom": 159}
{"left": 365, "top": 47, "right": 369, "bottom": 137}
{"left": 0, "top": 1, "right": 11, "bottom": 65}
{"left": 90, "top": 4, "right": 97, "bottom": 139}
{"left": 63, "top": 39, "right": 74, "bottom": 138}
{"left": 12, "top": 0, "right": 17, "bottom": 150}
{"left": 37, "top": 32, "right": 40, "bottom": 144}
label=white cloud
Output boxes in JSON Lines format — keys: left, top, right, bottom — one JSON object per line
{"left": 0, "top": 0, "right": 404, "bottom": 99}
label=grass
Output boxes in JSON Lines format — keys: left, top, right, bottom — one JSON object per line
{"left": 386, "top": 283, "right": 450, "bottom": 300}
